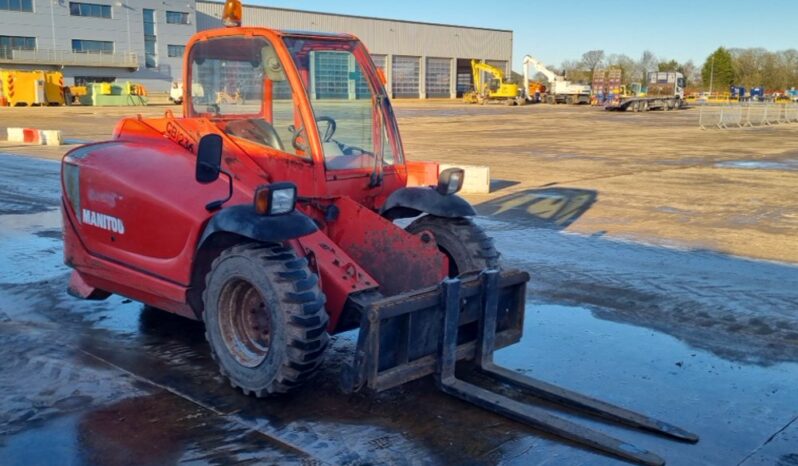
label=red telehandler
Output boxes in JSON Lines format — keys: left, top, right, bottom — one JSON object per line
{"left": 60, "top": 2, "right": 696, "bottom": 463}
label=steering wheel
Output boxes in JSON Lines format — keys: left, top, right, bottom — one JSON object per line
{"left": 291, "top": 116, "right": 337, "bottom": 151}
{"left": 225, "top": 119, "right": 285, "bottom": 152}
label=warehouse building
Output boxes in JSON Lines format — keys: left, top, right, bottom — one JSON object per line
{"left": 0, "top": 0, "right": 512, "bottom": 96}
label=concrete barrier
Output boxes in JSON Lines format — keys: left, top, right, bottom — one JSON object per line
{"left": 41, "top": 130, "right": 63, "bottom": 146}
{"left": 440, "top": 163, "right": 491, "bottom": 194}
{"left": 5, "top": 127, "right": 62, "bottom": 145}
{"left": 6, "top": 127, "right": 27, "bottom": 142}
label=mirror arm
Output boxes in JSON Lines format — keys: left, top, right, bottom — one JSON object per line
{"left": 205, "top": 170, "right": 234, "bottom": 212}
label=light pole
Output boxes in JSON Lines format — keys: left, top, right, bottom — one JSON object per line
{"left": 115, "top": 2, "right": 131, "bottom": 54}
{"left": 708, "top": 55, "right": 715, "bottom": 94}
{"left": 49, "top": 0, "right": 57, "bottom": 52}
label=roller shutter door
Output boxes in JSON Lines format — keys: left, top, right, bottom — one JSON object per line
{"left": 392, "top": 56, "right": 420, "bottom": 98}
{"left": 425, "top": 57, "right": 451, "bottom": 98}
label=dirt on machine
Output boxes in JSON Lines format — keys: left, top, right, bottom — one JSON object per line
{"left": 58, "top": 1, "right": 698, "bottom": 463}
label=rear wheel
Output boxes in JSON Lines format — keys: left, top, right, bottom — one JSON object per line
{"left": 406, "top": 215, "right": 500, "bottom": 277}
{"left": 203, "top": 243, "right": 329, "bottom": 396}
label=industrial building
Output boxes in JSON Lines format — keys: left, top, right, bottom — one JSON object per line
{"left": 0, "top": 0, "right": 512, "bottom": 97}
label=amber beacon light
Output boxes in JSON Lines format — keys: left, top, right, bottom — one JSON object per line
{"left": 222, "top": 0, "right": 242, "bottom": 27}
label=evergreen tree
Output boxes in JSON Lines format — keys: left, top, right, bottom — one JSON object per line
{"left": 701, "top": 48, "right": 735, "bottom": 91}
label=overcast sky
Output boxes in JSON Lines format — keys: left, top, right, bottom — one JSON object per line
{"left": 245, "top": 0, "right": 797, "bottom": 70}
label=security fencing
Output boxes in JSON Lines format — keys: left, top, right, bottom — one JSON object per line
{"left": 698, "top": 103, "right": 798, "bottom": 129}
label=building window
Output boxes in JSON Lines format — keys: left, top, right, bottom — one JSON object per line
{"left": 69, "top": 2, "right": 111, "bottom": 18}
{"left": 72, "top": 39, "right": 114, "bottom": 54}
{"left": 0, "top": 35, "right": 35, "bottom": 59}
{"left": 74, "top": 76, "right": 116, "bottom": 86}
{"left": 0, "top": 35, "right": 36, "bottom": 51}
{"left": 165, "top": 11, "right": 189, "bottom": 24}
{"left": 143, "top": 9, "right": 157, "bottom": 68}
{"left": 0, "top": 0, "right": 34, "bottom": 12}
{"left": 167, "top": 45, "right": 185, "bottom": 58}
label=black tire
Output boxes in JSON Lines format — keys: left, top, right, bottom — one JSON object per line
{"left": 202, "top": 243, "right": 329, "bottom": 396}
{"left": 406, "top": 215, "right": 499, "bottom": 277}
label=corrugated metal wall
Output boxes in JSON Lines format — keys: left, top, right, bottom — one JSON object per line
{"left": 195, "top": 1, "right": 512, "bottom": 66}
{"left": 195, "top": 1, "right": 512, "bottom": 98}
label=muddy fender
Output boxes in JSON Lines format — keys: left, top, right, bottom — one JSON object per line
{"left": 197, "top": 204, "right": 317, "bottom": 248}
{"left": 381, "top": 187, "right": 476, "bottom": 220}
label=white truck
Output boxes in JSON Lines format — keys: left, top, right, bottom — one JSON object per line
{"left": 522, "top": 55, "right": 592, "bottom": 104}
{"left": 169, "top": 81, "right": 183, "bottom": 105}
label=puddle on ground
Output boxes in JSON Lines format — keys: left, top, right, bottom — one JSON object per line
{"left": 0, "top": 209, "right": 65, "bottom": 284}
{"left": 492, "top": 303, "right": 798, "bottom": 465}
{"left": 0, "top": 414, "right": 83, "bottom": 463}
{"left": 715, "top": 159, "right": 798, "bottom": 170}
{"left": 62, "top": 139, "right": 92, "bottom": 145}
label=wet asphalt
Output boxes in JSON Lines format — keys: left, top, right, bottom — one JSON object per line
{"left": 0, "top": 153, "right": 797, "bottom": 466}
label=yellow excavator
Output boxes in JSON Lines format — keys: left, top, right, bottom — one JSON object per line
{"left": 463, "top": 59, "right": 524, "bottom": 105}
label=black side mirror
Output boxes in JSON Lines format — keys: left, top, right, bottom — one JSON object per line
{"left": 196, "top": 134, "right": 223, "bottom": 184}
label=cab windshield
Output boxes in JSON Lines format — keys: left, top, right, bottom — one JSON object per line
{"left": 188, "top": 35, "right": 305, "bottom": 157}
{"left": 284, "top": 36, "right": 402, "bottom": 171}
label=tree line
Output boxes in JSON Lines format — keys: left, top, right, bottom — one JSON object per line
{"left": 553, "top": 48, "right": 798, "bottom": 92}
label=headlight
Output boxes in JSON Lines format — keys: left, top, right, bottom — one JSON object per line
{"left": 254, "top": 182, "right": 297, "bottom": 215}
{"left": 436, "top": 168, "right": 464, "bottom": 195}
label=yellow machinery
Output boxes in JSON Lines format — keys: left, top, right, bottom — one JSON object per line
{"left": 463, "top": 60, "right": 523, "bottom": 105}
{"left": 621, "top": 83, "right": 645, "bottom": 97}
{"left": 0, "top": 70, "right": 65, "bottom": 106}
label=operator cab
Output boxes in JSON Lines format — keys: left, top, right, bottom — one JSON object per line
{"left": 185, "top": 26, "right": 403, "bottom": 181}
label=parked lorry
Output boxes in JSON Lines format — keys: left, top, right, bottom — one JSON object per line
{"left": 522, "top": 55, "right": 591, "bottom": 104}
{"left": 59, "top": 2, "right": 698, "bottom": 464}
{"left": 605, "top": 71, "right": 685, "bottom": 111}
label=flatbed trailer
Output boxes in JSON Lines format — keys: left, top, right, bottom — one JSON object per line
{"left": 606, "top": 95, "right": 684, "bottom": 112}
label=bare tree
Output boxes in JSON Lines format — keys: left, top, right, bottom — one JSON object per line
{"left": 636, "top": 50, "right": 659, "bottom": 82}
{"left": 681, "top": 60, "right": 699, "bottom": 87}
{"left": 581, "top": 50, "right": 606, "bottom": 74}
{"left": 607, "top": 54, "right": 637, "bottom": 85}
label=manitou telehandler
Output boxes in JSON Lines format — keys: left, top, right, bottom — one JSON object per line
{"left": 60, "top": 2, "right": 696, "bottom": 464}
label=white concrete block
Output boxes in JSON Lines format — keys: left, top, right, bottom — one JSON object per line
{"left": 7, "top": 127, "right": 24, "bottom": 142}
{"left": 440, "top": 163, "right": 491, "bottom": 194}
{"left": 42, "top": 130, "right": 63, "bottom": 146}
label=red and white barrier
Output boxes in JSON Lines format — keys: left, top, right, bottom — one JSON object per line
{"left": 6, "top": 127, "right": 63, "bottom": 146}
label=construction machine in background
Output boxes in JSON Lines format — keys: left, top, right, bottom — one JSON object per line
{"left": 463, "top": 59, "right": 525, "bottom": 105}
{"left": 522, "top": 55, "right": 591, "bottom": 104}
{"left": 526, "top": 80, "right": 547, "bottom": 103}
{"left": 60, "top": 2, "right": 698, "bottom": 464}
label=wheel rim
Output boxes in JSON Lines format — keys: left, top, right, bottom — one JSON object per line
{"left": 218, "top": 278, "right": 271, "bottom": 368}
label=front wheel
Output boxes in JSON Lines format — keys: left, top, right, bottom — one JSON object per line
{"left": 406, "top": 216, "right": 500, "bottom": 277}
{"left": 203, "top": 243, "right": 329, "bottom": 396}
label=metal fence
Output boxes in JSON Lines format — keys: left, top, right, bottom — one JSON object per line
{"left": 699, "top": 103, "right": 798, "bottom": 129}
